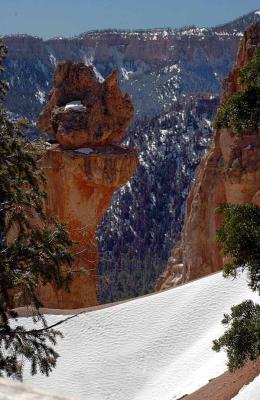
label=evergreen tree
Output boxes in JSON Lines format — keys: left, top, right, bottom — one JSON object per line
{"left": 0, "top": 40, "right": 74, "bottom": 379}
{"left": 213, "top": 43, "right": 260, "bottom": 133}
{"left": 213, "top": 204, "right": 260, "bottom": 371}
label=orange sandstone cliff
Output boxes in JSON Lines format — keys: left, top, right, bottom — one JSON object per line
{"left": 157, "top": 22, "right": 260, "bottom": 291}
{"left": 37, "top": 62, "right": 138, "bottom": 308}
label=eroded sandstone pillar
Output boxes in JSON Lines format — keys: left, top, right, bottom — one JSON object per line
{"left": 36, "top": 62, "right": 138, "bottom": 308}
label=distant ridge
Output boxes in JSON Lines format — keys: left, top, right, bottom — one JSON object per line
{"left": 214, "top": 9, "right": 260, "bottom": 32}
{"left": 76, "top": 9, "right": 260, "bottom": 40}
{"left": 2, "top": 9, "right": 259, "bottom": 41}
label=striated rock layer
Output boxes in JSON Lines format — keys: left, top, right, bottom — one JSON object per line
{"left": 36, "top": 62, "right": 138, "bottom": 308}
{"left": 157, "top": 22, "right": 260, "bottom": 291}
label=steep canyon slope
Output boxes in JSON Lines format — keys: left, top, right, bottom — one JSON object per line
{"left": 97, "top": 95, "right": 216, "bottom": 301}
{"left": 2, "top": 10, "right": 260, "bottom": 301}
{"left": 157, "top": 22, "right": 260, "bottom": 291}
{"left": 22, "top": 272, "right": 259, "bottom": 400}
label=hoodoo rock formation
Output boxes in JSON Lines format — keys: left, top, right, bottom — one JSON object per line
{"left": 157, "top": 22, "right": 260, "bottom": 291}
{"left": 38, "top": 61, "right": 133, "bottom": 148}
{"left": 37, "top": 62, "right": 138, "bottom": 308}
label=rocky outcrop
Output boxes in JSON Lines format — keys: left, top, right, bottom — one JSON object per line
{"left": 38, "top": 61, "right": 133, "bottom": 147}
{"left": 157, "top": 22, "right": 260, "bottom": 291}
{"left": 37, "top": 62, "right": 138, "bottom": 308}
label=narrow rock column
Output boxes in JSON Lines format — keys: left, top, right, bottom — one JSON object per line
{"left": 39, "top": 145, "right": 138, "bottom": 309}
{"left": 36, "top": 61, "right": 138, "bottom": 308}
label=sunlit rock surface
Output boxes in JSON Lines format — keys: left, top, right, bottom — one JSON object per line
{"left": 36, "top": 62, "right": 138, "bottom": 308}
{"left": 38, "top": 61, "right": 133, "bottom": 148}
{"left": 157, "top": 22, "right": 260, "bottom": 290}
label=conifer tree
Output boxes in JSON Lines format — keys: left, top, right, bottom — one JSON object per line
{"left": 213, "top": 203, "right": 260, "bottom": 371}
{"left": 213, "top": 43, "right": 260, "bottom": 133}
{"left": 0, "top": 40, "right": 74, "bottom": 379}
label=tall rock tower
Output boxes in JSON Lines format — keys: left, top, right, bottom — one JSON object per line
{"left": 37, "top": 62, "right": 138, "bottom": 308}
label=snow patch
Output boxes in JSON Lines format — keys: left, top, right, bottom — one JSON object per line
{"left": 0, "top": 379, "right": 70, "bottom": 400}
{"left": 74, "top": 148, "right": 93, "bottom": 155}
{"left": 255, "top": 10, "right": 260, "bottom": 16}
{"left": 93, "top": 66, "right": 104, "bottom": 83}
{"left": 180, "top": 27, "right": 208, "bottom": 37}
{"left": 121, "top": 67, "right": 134, "bottom": 81}
{"left": 162, "top": 30, "right": 168, "bottom": 38}
{"left": 64, "top": 101, "right": 86, "bottom": 111}
{"left": 35, "top": 89, "right": 46, "bottom": 104}
{"left": 83, "top": 55, "right": 104, "bottom": 82}
{"left": 49, "top": 53, "right": 57, "bottom": 66}
{"left": 232, "top": 374, "right": 260, "bottom": 399}
{"left": 163, "top": 64, "right": 180, "bottom": 73}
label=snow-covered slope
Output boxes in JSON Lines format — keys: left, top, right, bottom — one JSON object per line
{"left": 0, "top": 378, "right": 71, "bottom": 400}
{"left": 232, "top": 374, "right": 260, "bottom": 399}
{"left": 21, "top": 272, "right": 259, "bottom": 400}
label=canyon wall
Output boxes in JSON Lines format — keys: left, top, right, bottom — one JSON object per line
{"left": 37, "top": 62, "right": 138, "bottom": 308}
{"left": 3, "top": 10, "right": 260, "bottom": 303}
{"left": 157, "top": 22, "right": 260, "bottom": 291}
{"left": 3, "top": 18, "right": 247, "bottom": 121}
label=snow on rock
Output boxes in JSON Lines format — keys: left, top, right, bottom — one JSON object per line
{"left": 49, "top": 53, "right": 57, "bottom": 67}
{"left": 121, "top": 67, "right": 134, "bottom": 81}
{"left": 255, "top": 10, "right": 260, "bottom": 16}
{"left": 21, "top": 272, "right": 259, "bottom": 400}
{"left": 232, "top": 374, "right": 260, "bottom": 399}
{"left": 92, "top": 66, "right": 105, "bottom": 83}
{"left": 74, "top": 147, "right": 93, "bottom": 155}
{"left": 64, "top": 101, "right": 86, "bottom": 111}
{"left": 204, "top": 118, "right": 211, "bottom": 126}
{"left": 83, "top": 55, "right": 104, "bottom": 82}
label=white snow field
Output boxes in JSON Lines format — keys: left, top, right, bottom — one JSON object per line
{"left": 232, "top": 374, "right": 260, "bottom": 400}
{"left": 0, "top": 378, "right": 72, "bottom": 400}
{"left": 21, "top": 272, "right": 259, "bottom": 400}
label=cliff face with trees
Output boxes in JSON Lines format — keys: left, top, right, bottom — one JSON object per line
{"left": 157, "top": 22, "right": 260, "bottom": 291}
